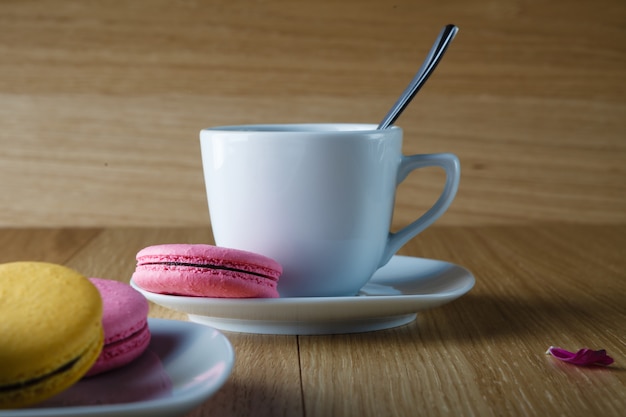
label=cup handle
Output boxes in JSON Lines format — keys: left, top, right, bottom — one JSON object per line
{"left": 378, "top": 153, "right": 461, "bottom": 267}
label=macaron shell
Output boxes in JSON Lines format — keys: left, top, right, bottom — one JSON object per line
{"left": 88, "top": 278, "right": 150, "bottom": 345}
{"left": 132, "top": 244, "right": 281, "bottom": 298}
{"left": 0, "top": 262, "right": 103, "bottom": 408}
{"left": 86, "top": 278, "right": 151, "bottom": 377}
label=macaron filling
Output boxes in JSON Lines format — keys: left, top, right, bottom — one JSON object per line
{"left": 140, "top": 261, "right": 277, "bottom": 280}
{"left": 0, "top": 357, "right": 80, "bottom": 393}
{"left": 99, "top": 322, "right": 149, "bottom": 355}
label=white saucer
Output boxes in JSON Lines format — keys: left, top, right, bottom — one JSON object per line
{"left": 131, "top": 256, "right": 475, "bottom": 335}
{"left": 0, "top": 319, "right": 234, "bottom": 417}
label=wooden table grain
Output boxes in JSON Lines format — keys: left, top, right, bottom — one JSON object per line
{"left": 2, "top": 224, "right": 624, "bottom": 417}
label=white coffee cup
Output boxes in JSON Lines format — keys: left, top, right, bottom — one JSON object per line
{"left": 200, "top": 124, "right": 460, "bottom": 297}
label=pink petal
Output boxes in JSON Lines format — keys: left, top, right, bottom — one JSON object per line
{"left": 546, "top": 346, "right": 614, "bottom": 366}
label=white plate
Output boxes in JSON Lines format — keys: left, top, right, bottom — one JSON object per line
{"left": 0, "top": 319, "right": 234, "bottom": 417}
{"left": 131, "top": 256, "right": 475, "bottom": 335}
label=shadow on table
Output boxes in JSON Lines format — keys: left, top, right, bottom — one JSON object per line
{"left": 352, "top": 291, "right": 623, "bottom": 345}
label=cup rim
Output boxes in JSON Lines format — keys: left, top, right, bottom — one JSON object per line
{"left": 201, "top": 123, "right": 402, "bottom": 134}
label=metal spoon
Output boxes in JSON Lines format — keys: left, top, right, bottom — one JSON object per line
{"left": 377, "top": 24, "right": 459, "bottom": 130}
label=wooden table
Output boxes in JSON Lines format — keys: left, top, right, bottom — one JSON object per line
{"left": 2, "top": 224, "right": 624, "bottom": 416}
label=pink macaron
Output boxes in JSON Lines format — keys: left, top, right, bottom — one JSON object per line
{"left": 85, "top": 278, "right": 151, "bottom": 377}
{"left": 131, "top": 244, "right": 282, "bottom": 298}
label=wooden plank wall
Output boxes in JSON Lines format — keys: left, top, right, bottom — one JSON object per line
{"left": 1, "top": 0, "right": 624, "bottom": 227}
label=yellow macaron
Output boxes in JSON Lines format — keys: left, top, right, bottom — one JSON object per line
{"left": 0, "top": 262, "right": 104, "bottom": 409}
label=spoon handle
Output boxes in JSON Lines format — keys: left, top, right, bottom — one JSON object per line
{"left": 377, "top": 24, "right": 459, "bottom": 130}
